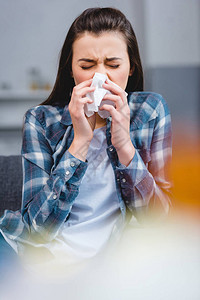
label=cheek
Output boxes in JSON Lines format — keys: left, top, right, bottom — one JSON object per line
{"left": 114, "top": 70, "right": 130, "bottom": 89}
{"left": 73, "top": 70, "right": 93, "bottom": 85}
{"left": 72, "top": 69, "right": 81, "bottom": 85}
{"left": 73, "top": 74, "right": 82, "bottom": 85}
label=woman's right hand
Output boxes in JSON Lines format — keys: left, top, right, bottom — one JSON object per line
{"left": 68, "top": 79, "right": 96, "bottom": 161}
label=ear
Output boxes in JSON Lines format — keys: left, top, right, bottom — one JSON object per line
{"left": 129, "top": 65, "right": 135, "bottom": 76}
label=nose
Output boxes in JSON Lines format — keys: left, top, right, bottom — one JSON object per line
{"left": 95, "top": 63, "right": 109, "bottom": 77}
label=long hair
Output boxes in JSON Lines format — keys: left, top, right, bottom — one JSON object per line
{"left": 41, "top": 7, "right": 143, "bottom": 106}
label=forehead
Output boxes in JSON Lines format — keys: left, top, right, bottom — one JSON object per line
{"left": 72, "top": 31, "right": 128, "bottom": 58}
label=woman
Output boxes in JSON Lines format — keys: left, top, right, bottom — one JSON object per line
{"left": 0, "top": 7, "right": 172, "bottom": 268}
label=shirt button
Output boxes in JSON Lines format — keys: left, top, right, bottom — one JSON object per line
{"left": 65, "top": 170, "right": 70, "bottom": 175}
{"left": 70, "top": 162, "right": 75, "bottom": 167}
{"left": 122, "top": 178, "right": 126, "bottom": 183}
{"left": 53, "top": 194, "right": 57, "bottom": 200}
{"left": 109, "top": 147, "right": 113, "bottom": 152}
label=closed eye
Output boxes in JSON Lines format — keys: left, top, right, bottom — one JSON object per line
{"left": 81, "top": 65, "right": 94, "bottom": 70}
{"left": 108, "top": 65, "right": 120, "bottom": 68}
{"left": 80, "top": 64, "right": 120, "bottom": 70}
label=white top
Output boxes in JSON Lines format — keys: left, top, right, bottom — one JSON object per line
{"left": 47, "top": 126, "right": 123, "bottom": 265}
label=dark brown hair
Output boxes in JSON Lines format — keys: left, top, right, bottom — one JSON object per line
{"left": 42, "top": 7, "right": 143, "bottom": 106}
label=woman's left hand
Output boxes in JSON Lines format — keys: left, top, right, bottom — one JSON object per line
{"left": 100, "top": 80, "right": 135, "bottom": 166}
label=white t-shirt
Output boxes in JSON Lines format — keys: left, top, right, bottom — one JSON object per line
{"left": 47, "top": 126, "right": 123, "bottom": 265}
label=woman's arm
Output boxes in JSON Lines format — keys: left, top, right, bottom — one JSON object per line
{"left": 21, "top": 78, "right": 99, "bottom": 243}
{"left": 21, "top": 111, "right": 88, "bottom": 243}
{"left": 101, "top": 85, "right": 172, "bottom": 222}
{"left": 21, "top": 79, "right": 98, "bottom": 242}
{"left": 116, "top": 95, "right": 172, "bottom": 222}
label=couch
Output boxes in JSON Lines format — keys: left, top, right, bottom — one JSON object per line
{"left": 0, "top": 155, "right": 22, "bottom": 217}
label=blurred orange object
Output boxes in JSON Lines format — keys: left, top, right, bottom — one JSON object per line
{"left": 171, "top": 135, "right": 200, "bottom": 220}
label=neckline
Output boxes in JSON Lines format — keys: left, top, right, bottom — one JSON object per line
{"left": 93, "top": 125, "right": 106, "bottom": 132}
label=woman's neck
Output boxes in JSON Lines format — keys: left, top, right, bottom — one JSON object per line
{"left": 94, "top": 113, "right": 107, "bottom": 129}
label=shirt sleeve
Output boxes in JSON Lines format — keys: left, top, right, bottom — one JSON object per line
{"left": 115, "top": 96, "right": 172, "bottom": 222}
{"left": 21, "top": 111, "right": 87, "bottom": 242}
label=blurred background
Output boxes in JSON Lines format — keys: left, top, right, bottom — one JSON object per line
{"left": 0, "top": 0, "right": 199, "bottom": 215}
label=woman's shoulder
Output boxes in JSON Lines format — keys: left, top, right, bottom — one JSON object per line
{"left": 128, "top": 91, "right": 168, "bottom": 106}
{"left": 24, "top": 104, "right": 65, "bottom": 127}
{"left": 128, "top": 91, "right": 170, "bottom": 115}
{"left": 128, "top": 91, "right": 171, "bottom": 128}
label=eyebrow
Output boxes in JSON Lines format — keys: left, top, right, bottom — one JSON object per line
{"left": 78, "top": 57, "right": 122, "bottom": 62}
{"left": 106, "top": 57, "right": 122, "bottom": 62}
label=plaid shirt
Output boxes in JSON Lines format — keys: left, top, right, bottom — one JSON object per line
{"left": 0, "top": 92, "right": 172, "bottom": 247}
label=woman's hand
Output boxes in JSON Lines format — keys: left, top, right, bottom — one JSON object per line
{"left": 100, "top": 80, "right": 135, "bottom": 166}
{"left": 68, "top": 79, "right": 96, "bottom": 161}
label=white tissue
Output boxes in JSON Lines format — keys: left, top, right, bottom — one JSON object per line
{"left": 85, "top": 73, "right": 127, "bottom": 119}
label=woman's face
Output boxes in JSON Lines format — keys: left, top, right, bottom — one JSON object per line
{"left": 71, "top": 31, "right": 132, "bottom": 90}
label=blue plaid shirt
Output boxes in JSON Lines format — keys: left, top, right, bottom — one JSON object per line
{"left": 0, "top": 92, "right": 172, "bottom": 247}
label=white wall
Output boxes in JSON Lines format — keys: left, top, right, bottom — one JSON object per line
{"left": 144, "top": 0, "right": 200, "bottom": 67}
{"left": 0, "top": 0, "right": 144, "bottom": 90}
{"left": 1, "top": 0, "right": 199, "bottom": 89}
